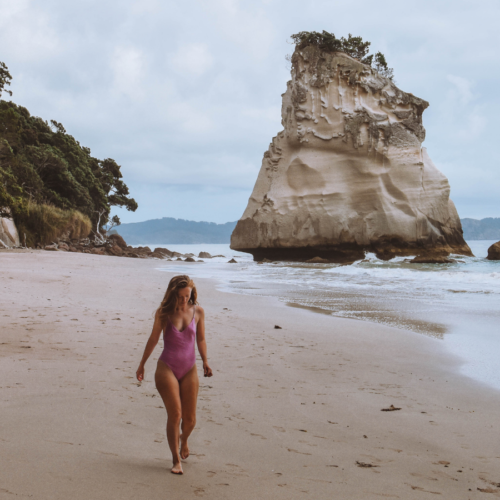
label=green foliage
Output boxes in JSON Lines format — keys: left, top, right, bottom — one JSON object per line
{"left": 0, "top": 60, "right": 138, "bottom": 244}
{"left": 104, "top": 214, "right": 121, "bottom": 233}
{"left": 290, "top": 31, "right": 394, "bottom": 80}
{"left": 0, "top": 61, "right": 12, "bottom": 98}
{"left": 16, "top": 202, "right": 92, "bottom": 246}
{"left": 374, "top": 51, "right": 394, "bottom": 80}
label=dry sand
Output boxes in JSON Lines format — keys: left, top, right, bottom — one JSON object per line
{"left": 1, "top": 250, "right": 499, "bottom": 499}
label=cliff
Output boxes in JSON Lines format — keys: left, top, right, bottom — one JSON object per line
{"left": 231, "top": 45, "right": 472, "bottom": 262}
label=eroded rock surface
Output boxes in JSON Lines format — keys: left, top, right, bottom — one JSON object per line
{"left": 231, "top": 46, "right": 472, "bottom": 262}
{"left": 487, "top": 241, "right": 500, "bottom": 261}
{"left": 0, "top": 216, "right": 20, "bottom": 248}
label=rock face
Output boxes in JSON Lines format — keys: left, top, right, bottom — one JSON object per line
{"left": 108, "top": 233, "right": 127, "bottom": 249}
{"left": 231, "top": 46, "right": 472, "bottom": 262}
{"left": 0, "top": 216, "right": 20, "bottom": 248}
{"left": 487, "top": 241, "right": 500, "bottom": 261}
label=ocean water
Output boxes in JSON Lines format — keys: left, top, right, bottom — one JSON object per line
{"left": 148, "top": 241, "right": 500, "bottom": 391}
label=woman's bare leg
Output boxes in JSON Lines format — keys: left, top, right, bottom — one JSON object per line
{"left": 155, "top": 361, "right": 183, "bottom": 474}
{"left": 179, "top": 364, "right": 199, "bottom": 460}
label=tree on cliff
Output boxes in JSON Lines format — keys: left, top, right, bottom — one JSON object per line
{"left": 0, "top": 60, "right": 138, "bottom": 244}
{"left": 0, "top": 62, "right": 12, "bottom": 98}
{"left": 290, "top": 31, "right": 394, "bottom": 80}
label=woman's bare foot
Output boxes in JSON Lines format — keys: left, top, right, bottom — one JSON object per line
{"left": 180, "top": 435, "right": 190, "bottom": 460}
{"left": 171, "top": 461, "right": 183, "bottom": 475}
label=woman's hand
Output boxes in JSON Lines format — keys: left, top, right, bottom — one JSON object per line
{"left": 136, "top": 364, "right": 145, "bottom": 382}
{"left": 203, "top": 361, "right": 213, "bottom": 378}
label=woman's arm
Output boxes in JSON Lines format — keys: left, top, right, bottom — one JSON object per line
{"left": 136, "top": 311, "right": 162, "bottom": 381}
{"left": 195, "top": 306, "right": 213, "bottom": 377}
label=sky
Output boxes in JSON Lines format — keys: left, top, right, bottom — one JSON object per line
{"left": 1, "top": 0, "right": 499, "bottom": 223}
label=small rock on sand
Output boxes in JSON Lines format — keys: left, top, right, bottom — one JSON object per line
{"left": 381, "top": 405, "right": 401, "bottom": 412}
{"left": 356, "top": 461, "right": 377, "bottom": 468}
{"left": 228, "top": 258, "right": 237, "bottom": 263}
{"left": 199, "top": 252, "right": 212, "bottom": 258}
{"left": 184, "top": 257, "right": 195, "bottom": 262}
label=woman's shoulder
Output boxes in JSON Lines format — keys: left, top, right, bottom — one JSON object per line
{"left": 195, "top": 304, "right": 204, "bottom": 317}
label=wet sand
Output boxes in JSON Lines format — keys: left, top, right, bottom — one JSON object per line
{"left": 1, "top": 250, "right": 499, "bottom": 499}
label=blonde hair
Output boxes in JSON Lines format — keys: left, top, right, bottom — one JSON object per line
{"left": 156, "top": 275, "right": 198, "bottom": 330}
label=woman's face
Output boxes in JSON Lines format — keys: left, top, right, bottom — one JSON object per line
{"left": 177, "top": 287, "right": 192, "bottom": 308}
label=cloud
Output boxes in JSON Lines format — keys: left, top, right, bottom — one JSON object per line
{"left": 440, "top": 74, "right": 486, "bottom": 141}
{"left": 111, "top": 47, "right": 146, "bottom": 99}
{"left": 446, "top": 75, "right": 475, "bottom": 106}
{"left": 199, "top": 0, "right": 276, "bottom": 61}
{"left": 3, "top": 0, "right": 500, "bottom": 222}
{"left": 167, "top": 101, "right": 213, "bottom": 134}
{"left": 0, "top": 0, "right": 59, "bottom": 63}
{"left": 131, "top": 0, "right": 161, "bottom": 15}
{"left": 170, "top": 43, "right": 214, "bottom": 78}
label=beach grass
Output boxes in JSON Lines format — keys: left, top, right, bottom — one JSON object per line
{"left": 16, "top": 202, "right": 92, "bottom": 246}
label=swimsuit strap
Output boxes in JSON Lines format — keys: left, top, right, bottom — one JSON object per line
{"left": 192, "top": 304, "right": 196, "bottom": 322}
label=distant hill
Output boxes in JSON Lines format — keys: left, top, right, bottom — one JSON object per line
{"left": 113, "top": 216, "right": 499, "bottom": 245}
{"left": 461, "top": 218, "right": 500, "bottom": 240}
{"left": 112, "top": 217, "right": 237, "bottom": 244}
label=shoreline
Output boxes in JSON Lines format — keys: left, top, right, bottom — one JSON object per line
{"left": 155, "top": 242, "right": 500, "bottom": 392}
{"left": 4, "top": 245, "right": 499, "bottom": 392}
{"left": 1, "top": 251, "right": 500, "bottom": 499}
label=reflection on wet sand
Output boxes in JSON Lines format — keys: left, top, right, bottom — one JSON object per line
{"left": 287, "top": 302, "right": 448, "bottom": 338}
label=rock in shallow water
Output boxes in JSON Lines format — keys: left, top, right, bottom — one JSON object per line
{"left": 306, "top": 256, "right": 330, "bottom": 263}
{"left": 487, "top": 241, "right": 500, "bottom": 260}
{"left": 410, "top": 255, "right": 455, "bottom": 264}
{"left": 230, "top": 45, "right": 472, "bottom": 263}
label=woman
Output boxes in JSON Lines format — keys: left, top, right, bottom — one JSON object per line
{"left": 136, "top": 275, "right": 213, "bottom": 475}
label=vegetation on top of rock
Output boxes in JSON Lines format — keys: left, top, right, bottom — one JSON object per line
{"left": 0, "top": 61, "right": 137, "bottom": 246}
{"left": 290, "top": 31, "right": 394, "bottom": 80}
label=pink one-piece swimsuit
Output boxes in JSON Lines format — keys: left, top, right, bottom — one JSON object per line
{"left": 159, "top": 306, "right": 197, "bottom": 380}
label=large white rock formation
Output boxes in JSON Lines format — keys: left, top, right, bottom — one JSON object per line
{"left": 0, "top": 215, "right": 20, "bottom": 248}
{"left": 231, "top": 46, "right": 472, "bottom": 262}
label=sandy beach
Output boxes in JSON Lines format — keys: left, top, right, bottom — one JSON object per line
{"left": 1, "top": 250, "right": 499, "bottom": 499}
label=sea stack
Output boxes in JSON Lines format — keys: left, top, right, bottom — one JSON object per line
{"left": 231, "top": 43, "right": 472, "bottom": 262}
